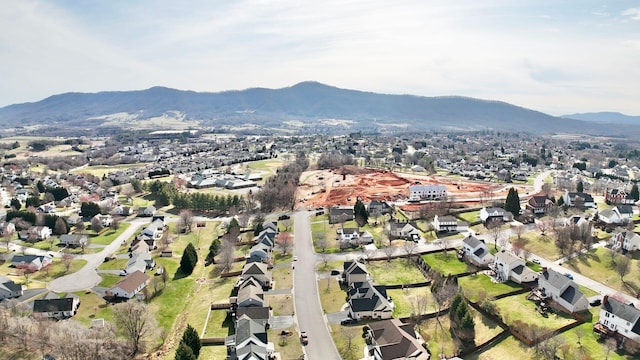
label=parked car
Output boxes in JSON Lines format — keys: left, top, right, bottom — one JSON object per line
{"left": 340, "top": 318, "right": 358, "bottom": 325}
{"left": 300, "top": 331, "right": 309, "bottom": 345}
{"left": 531, "top": 258, "right": 541, "bottom": 264}
{"left": 590, "top": 299, "right": 602, "bottom": 307}
{"left": 563, "top": 273, "right": 574, "bottom": 280}
{"left": 330, "top": 269, "right": 341, "bottom": 276}
{"left": 119, "top": 270, "right": 127, "bottom": 276}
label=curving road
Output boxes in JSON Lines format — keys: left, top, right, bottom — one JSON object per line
{"left": 48, "top": 217, "right": 149, "bottom": 292}
{"left": 293, "top": 211, "right": 341, "bottom": 360}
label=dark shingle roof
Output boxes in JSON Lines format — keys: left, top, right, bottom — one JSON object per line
{"left": 33, "top": 297, "right": 75, "bottom": 313}
{"left": 603, "top": 296, "right": 640, "bottom": 325}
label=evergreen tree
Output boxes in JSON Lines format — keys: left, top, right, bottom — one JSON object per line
{"left": 631, "top": 184, "right": 640, "bottom": 201}
{"left": 180, "top": 243, "right": 198, "bottom": 275}
{"left": 181, "top": 324, "right": 201, "bottom": 358}
{"left": 504, "top": 187, "right": 521, "bottom": 217}
{"left": 253, "top": 222, "right": 264, "bottom": 236}
{"left": 10, "top": 198, "right": 20, "bottom": 210}
{"left": 81, "top": 202, "right": 102, "bottom": 219}
{"left": 206, "top": 238, "right": 221, "bottom": 264}
{"left": 577, "top": 181, "right": 584, "bottom": 193}
{"left": 175, "top": 341, "right": 196, "bottom": 360}
{"left": 353, "top": 199, "right": 369, "bottom": 227}
{"left": 36, "top": 181, "right": 45, "bottom": 194}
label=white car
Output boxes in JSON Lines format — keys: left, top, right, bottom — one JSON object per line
{"left": 532, "top": 258, "right": 541, "bottom": 264}
{"left": 293, "top": 256, "right": 298, "bottom": 261}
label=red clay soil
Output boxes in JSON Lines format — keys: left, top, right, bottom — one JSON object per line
{"left": 298, "top": 166, "right": 514, "bottom": 208}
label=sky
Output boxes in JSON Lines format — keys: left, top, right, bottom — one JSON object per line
{"left": 1, "top": 0, "right": 640, "bottom": 115}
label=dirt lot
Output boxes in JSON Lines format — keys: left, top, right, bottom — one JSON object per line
{"left": 298, "top": 166, "right": 530, "bottom": 209}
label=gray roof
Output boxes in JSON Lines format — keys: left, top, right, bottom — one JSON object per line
{"left": 235, "top": 315, "right": 267, "bottom": 344}
{"left": 463, "top": 235, "right": 483, "bottom": 248}
{"left": 541, "top": 268, "right": 571, "bottom": 290}
{"left": 603, "top": 296, "right": 640, "bottom": 325}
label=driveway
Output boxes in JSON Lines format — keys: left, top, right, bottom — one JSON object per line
{"left": 293, "top": 211, "right": 341, "bottom": 360}
{"left": 48, "top": 217, "right": 148, "bottom": 292}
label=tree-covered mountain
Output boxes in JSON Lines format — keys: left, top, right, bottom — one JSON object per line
{"left": 563, "top": 112, "right": 640, "bottom": 125}
{"left": 0, "top": 81, "right": 635, "bottom": 136}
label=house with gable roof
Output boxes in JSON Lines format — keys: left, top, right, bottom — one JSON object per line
{"left": 563, "top": 191, "right": 596, "bottom": 208}
{"left": 106, "top": 270, "right": 150, "bottom": 299}
{"left": 461, "top": 235, "right": 494, "bottom": 267}
{"left": 348, "top": 280, "right": 394, "bottom": 321}
{"left": 366, "top": 318, "right": 429, "bottom": 360}
{"left": 0, "top": 275, "right": 22, "bottom": 300}
{"left": 225, "top": 314, "right": 275, "bottom": 360}
{"left": 387, "top": 221, "right": 421, "bottom": 240}
{"left": 329, "top": 206, "right": 354, "bottom": 224}
{"left": 538, "top": 268, "right": 589, "bottom": 313}
{"left": 342, "top": 260, "right": 369, "bottom": 287}
{"left": 605, "top": 188, "right": 636, "bottom": 205}
{"left": 492, "top": 251, "right": 538, "bottom": 284}
{"left": 596, "top": 295, "right": 640, "bottom": 343}
{"left": 479, "top": 207, "right": 513, "bottom": 224}
{"left": 432, "top": 215, "right": 466, "bottom": 233}
{"left": 609, "top": 230, "right": 640, "bottom": 252}
{"left": 33, "top": 294, "right": 80, "bottom": 319}
{"left": 526, "top": 194, "right": 553, "bottom": 214}
{"left": 241, "top": 262, "right": 272, "bottom": 290}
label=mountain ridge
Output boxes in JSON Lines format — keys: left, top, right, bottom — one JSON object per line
{"left": 0, "top": 81, "right": 636, "bottom": 136}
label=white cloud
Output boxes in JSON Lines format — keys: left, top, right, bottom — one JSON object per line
{"left": 622, "top": 7, "right": 640, "bottom": 20}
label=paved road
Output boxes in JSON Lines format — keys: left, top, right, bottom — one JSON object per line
{"left": 48, "top": 217, "right": 149, "bottom": 292}
{"left": 293, "top": 211, "right": 341, "bottom": 360}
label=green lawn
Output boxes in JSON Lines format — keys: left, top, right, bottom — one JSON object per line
{"left": 272, "top": 266, "right": 293, "bottom": 290}
{"left": 494, "top": 293, "right": 576, "bottom": 331}
{"left": 98, "top": 274, "right": 121, "bottom": 288}
{"left": 30, "top": 258, "right": 86, "bottom": 283}
{"left": 97, "top": 258, "right": 128, "bottom": 271}
{"left": 71, "top": 163, "right": 148, "bottom": 178}
{"left": 387, "top": 287, "right": 438, "bottom": 318}
{"left": 89, "top": 222, "right": 131, "bottom": 246}
{"left": 418, "top": 315, "right": 460, "bottom": 358}
{"left": 458, "top": 211, "right": 480, "bottom": 223}
{"left": 330, "top": 324, "right": 366, "bottom": 360}
{"left": 367, "top": 259, "right": 426, "bottom": 285}
{"left": 266, "top": 294, "right": 294, "bottom": 316}
{"left": 469, "top": 334, "right": 534, "bottom": 360}
{"left": 563, "top": 247, "right": 640, "bottom": 296}
{"left": 458, "top": 274, "right": 522, "bottom": 302}
{"left": 512, "top": 232, "right": 563, "bottom": 261}
{"left": 422, "top": 252, "right": 469, "bottom": 275}
{"left": 317, "top": 278, "right": 347, "bottom": 314}
{"left": 268, "top": 326, "right": 304, "bottom": 360}
{"left": 73, "top": 291, "right": 115, "bottom": 326}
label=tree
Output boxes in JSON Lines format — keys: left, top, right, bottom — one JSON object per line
{"left": 53, "top": 217, "right": 67, "bottom": 236}
{"left": 616, "top": 254, "right": 631, "bottom": 282}
{"left": 488, "top": 222, "right": 503, "bottom": 250}
{"left": 175, "top": 341, "right": 196, "bottom": 360}
{"left": 180, "top": 243, "right": 198, "bottom": 275}
{"left": 382, "top": 239, "right": 395, "bottom": 262}
{"left": 218, "top": 239, "right": 236, "bottom": 273}
{"left": 314, "top": 232, "right": 327, "bottom": 252}
{"left": 403, "top": 240, "right": 418, "bottom": 262}
{"left": 576, "top": 180, "right": 584, "bottom": 193}
{"left": 112, "top": 302, "right": 158, "bottom": 356}
{"left": 353, "top": 199, "right": 369, "bottom": 227}
{"left": 179, "top": 210, "right": 194, "bottom": 234}
{"left": 504, "top": 187, "right": 521, "bottom": 217}
{"left": 277, "top": 232, "right": 292, "bottom": 255}
{"left": 180, "top": 324, "right": 201, "bottom": 358}
{"left": 90, "top": 216, "right": 104, "bottom": 233}
{"left": 110, "top": 216, "right": 121, "bottom": 231}
{"left": 61, "top": 252, "right": 73, "bottom": 273}
{"left": 15, "top": 263, "right": 37, "bottom": 284}
{"left": 227, "top": 218, "right": 240, "bottom": 242}
{"left": 81, "top": 202, "right": 101, "bottom": 219}
{"left": 206, "top": 238, "right": 221, "bottom": 264}
{"left": 632, "top": 184, "right": 640, "bottom": 202}
{"left": 10, "top": 198, "right": 20, "bottom": 210}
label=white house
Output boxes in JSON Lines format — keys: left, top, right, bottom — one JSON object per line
{"left": 479, "top": 207, "right": 512, "bottom": 224}
{"left": 11, "top": 254, "right": 53, "bottom": 271}
{"left": 409, "top": 184, "right": 447, "bottom": 201}
{"left": 461, "top": 235, "right": 494, "bottom": 267}
{"left": 610, "top": 230, "right": 640, "bottom": 252}
{"left": 563, "top": 191, "right": 596, "bottom": 208}
{"left": 33, "top": 295, "right": 80, "bottom": 319}
{"left": 342, "top": 261, "right": 369, "bottom": 287}
{"left": 348, "top": 281, "right": 394, "bottom": 321}
{"left": 538, "top": 268, "right": 589, "bottom": 313}
{"left": 106, "top": 270, "right": 150, "bottom": 299}
{"left": 598, "top": 295, "right": 640, "bottom": 343}
{"left": 492, "top": 251, "right": 538, "bottom": 284}
{"left": 433, "top": 215, "right": 463, "bottom": 233}
{"left": 0, "top": 276, "right": 22, "bottom": 300}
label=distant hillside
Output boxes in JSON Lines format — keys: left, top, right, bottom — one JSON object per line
{"left": 563, "top": 112, "right": 640, "bottom": 125}
{"left": 0, "top": 81, "right": 636, "bottom": 136}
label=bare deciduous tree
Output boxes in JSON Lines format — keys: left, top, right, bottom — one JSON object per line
{"left": 403, "top": 240, "right": 418, "bottom": 262}
{"left": 382, "top": 239, "right": 395, "bottom": 262}
{"left": 277, "top": 232, "right": 292, "bottom": 255}
{"left": 616, "top": 254, "right": 631, "bottom": 282}
{"left": 61, "top": 252, "right": 74, "bottom": 273}
{"left": 217, "top": 239, "right": 236, "bottom": 273}
{"left": 112, "top": 302, "right": 157, "bottom": 357}
{"left": 179, "top": 209, "right": 194, "bottom": 234}
{"left": 513, "top": 224, "right": 526, "bottom": 240}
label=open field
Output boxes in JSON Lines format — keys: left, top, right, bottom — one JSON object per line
{"left": 459, "top": 274, "right": 522, "bottom": 302}
{"left": 318, "top": 278, "right": 347, "bottom": 314}
{"left": 422, "top": 252, "right": 469, "bottom": 275}
{"left": 387, "top": 287, "right": 438, "bottom": 317}
{"left": 563, "top": 247, "right": 640, "bottom": 296}
{"left": 71, "top": 163, "right": 149, "bottom": 177}
{"left": 367, "top": 259, "right": 426, "bottom": 285}
{"left": 494, "top": 293, "right": 575, "bottom": 331}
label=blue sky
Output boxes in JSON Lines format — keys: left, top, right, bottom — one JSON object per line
{"left": 1, "top": 0, "right": 639, "bottom": 115}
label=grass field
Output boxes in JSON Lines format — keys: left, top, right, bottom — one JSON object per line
{"left": 494, "top": 293, "right": 576, "bottom": 331}
{"left": 89, "top": 223, "right": 131, "bottom": 245}
{"left": 387, "top": 287, "right": 438, "bottom": 318}
{"left": 367, "top": 259, "right": 426, "bottom": 285}
{"left": 268, "top": 325, "right": 304, "bottom": 360}
{"left": 459, "top": 274, "right": 522, "bottom": 302}
{"left": 422, "top": 252, "right": 469, "bottom": 275}
{"left": 512, "top": 231, "right": 563, "bottom": 260}
{"left": 318, "top": 278, "right": 347, "bottom": 314}
{"left": 330, "top": 323, "right": 366, "bottom": 360}
{"left": 70, "top": 163, "right": 149, "bottom": 178}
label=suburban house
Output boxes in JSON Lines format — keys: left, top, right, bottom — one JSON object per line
{"left": 479, "top": 207, "right": 512, "bottom": 224}
{"left": 0, "top": 222, "right": 16, "bottom": 237}
{"left": 235, "top": 307, "right": 271, "bottom": 330}
{"left": 137, "top": 205, "right": 156, "bottom": 217}
{"left": 33, "top": 295, "right": 80, "bottom": 319}
{"left": 563, "top": 191, "right": 596, "bottom": 208}
{"left": 106, "top": 270, "right": 150, "bottom": 299}
{"left": 565, "top": 215, "right": 590, "bottom": 228}
{"left": 596, "top": 295, "right": 640, "bottom": 343}
{"left": 526, "top": 195, "right": 553, "bottom": 214}
{"left": 342, "top": 261, "right": 370, "bottom": 287}
{"left": 538, "top": 268, "right": 589, "bottom": 313}
{"left": 247, "top": 243, "right": 272, "bottom": 264}
{"left": 225, "top": 314, "right": 275, "bottom": 360}
{"left": 368, "top": 200, "right": 393, "bottom": 216}
{"left": 241, "top": 262, "right": 272, "bottom": 290}
{"left": 337, "top": 228, "right": 374, "bottom": 246}
{"left": 366, "top": 319, "right": 429, "bottom": 360}
{"left": 605, "top": 188, "right": 636, "bottom": 205}
{"left": 492, "top": 251, "right": 538, "bottom": 284}
{"left": 408, "top": 184, "right": 447, "bottom": 201}
{"left": 610, "top": 230, "right": 640, "bottom": 252}
{"left": 235, "top": 279, "right": 269, "bottom": 308}
{"left": 0, "top": 276, "right": 22, "bottom": 300}
{"left": 461, "top": 235, "right": 494, "bottom": 267}
{"left": 112, "top": 205, "right": 133, "bottom": 216}
{"left": 432, "top": 215, "right": 465, "bottom": 233}
{"left": 142, "top": 219, "right": 165, "bottom": 240}
{"left": 598, "top": 205, "right": 634, "bottom": 225}
{"left": 338, "top": 228, "right": 361, "bottom": 242}
{"left": 348, "top": 280, "right": 394, "bottom": 321}
{"left": 329, "top": 206, "right": 355, "bottom": 224}
{"left": 11, "top": 254, "right": 53, "bottom": 271}
{"left": 20, "top": 226, "right": 52, "bottom": 241}
{"left": 58, "top": 234, "right": 88, "bottom": 248}
{"left": 387, "top": 221, "right": 421, "bottom": 240}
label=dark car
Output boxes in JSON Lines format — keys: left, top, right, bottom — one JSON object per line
{"left": 563, "top": 273, "right": 574, "bottom": 280}
{"left": 330, "top": 269, "right": 340, "bottom": 276}
{"left": 340, "top": 318, "right": 357, "bottom": 325}
{"left": 278, "top": 214, "right": 291, "bottom": 220}
{"left": 590, "top": 299, "right": 602, "bottom": 307}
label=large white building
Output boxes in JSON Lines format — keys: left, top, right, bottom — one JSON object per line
{"left": 409, "top": 185, "right": 447, "bottom": 201}
{"left": 598, "top": 295, "right": 640, "bottom": 343}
